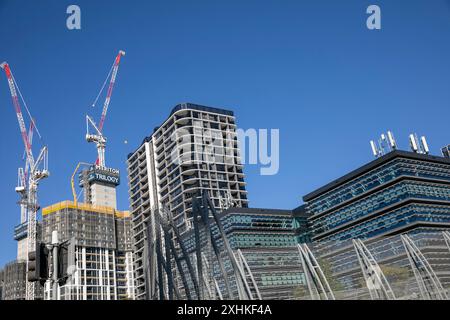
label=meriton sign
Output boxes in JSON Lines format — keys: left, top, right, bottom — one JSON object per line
{"left": 87, "top": 166, "right": 120, "bottom": 186}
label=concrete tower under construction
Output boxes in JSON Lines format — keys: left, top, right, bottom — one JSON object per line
{"left": 41, "top": 162, "right": 135, "bottom": 300}
{"left": 79, "top": 165, "right": 120, "bottom": 209}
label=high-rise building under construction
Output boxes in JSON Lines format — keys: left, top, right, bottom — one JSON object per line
{"left": 38, "top": 50, "right": 132, "bottom": 300}
{"left": 41, "top": 164, "right": 134, "bottom": 300}
{"left": 41, "top": 201, "right": 134, "bottom": 300}
{"left": 127, "top": 103, "right": 249, "bottom": 299}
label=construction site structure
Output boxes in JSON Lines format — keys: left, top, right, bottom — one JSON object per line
{"left": 1, "top": 62, "right": 49, "bottom": 300}
{"left": 14, "top": 122, "right": 35, "bottom": 261}
{"left": 86, "top": 50, "right": 125, "bottom": 168}
{"left": 34, "top": 50, "right": 133, "bottom": 300}
{"left": 41, "top": 201, "right": 134, "bottom": 300}
{"left": 78, "top": 164, "right": 120, "bottom": 209}
{"left": 0, "top": 261, "right": 27, "bottom": 300}
{"left": 81, "top": 50, "right": 125, "bottom": 210}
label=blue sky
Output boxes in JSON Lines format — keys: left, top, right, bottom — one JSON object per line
{"left": 0, "top": 0, "right": 449, "bottom": 266}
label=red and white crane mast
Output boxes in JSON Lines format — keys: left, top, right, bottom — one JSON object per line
{"left": 17, "top": 122, "right": 35, "bottom": 224}
{"left": 1, "top": 62, "right": 49, "bottom": 300}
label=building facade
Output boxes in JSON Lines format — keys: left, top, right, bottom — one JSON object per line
{"left": 296, "top": 149, "right": 450, "bottom": 299}
{"left": 309, "top": 231, "right": 450, "bottom": 299}
{"left": 1, "top": 222, "right": 43, "bottom": 300}
{"left": 38, "top": 154, "right": 135, "bottom": 300}
{"left": 14, "top": 222, "right": 28, "bottom": 261}
{"left": 0, "top": 261, "right": 27, "bottom": 300}
{"left": 41, "top": 201, "right": 135, "bottom": 300}
{"left": 177, "top": 207, "right": 305, "bottom": 300}
{"left": 303, "top": 150, "right": 450, "bottom": 242}
{"left": 79, "top": 165, "right": 121, "bottom": 209}
{"left": 127, "top": 103, "right": 249, "bottom": 299}
{"left": 292, "top": 205, "right": 311, "bottom": 244}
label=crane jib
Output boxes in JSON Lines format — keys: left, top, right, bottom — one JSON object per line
{"left": 5, "top": 76, "right": 32, "bottom": 152}
{"left": 87, "top": 50, "right": 125, "bottom": 167}
{"left": 96, "top": 51, "right": 124, "bottom": 134}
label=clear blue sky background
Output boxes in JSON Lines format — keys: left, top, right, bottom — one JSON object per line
{"left": 0, "top": 0, "right": 449, "bottom": 266}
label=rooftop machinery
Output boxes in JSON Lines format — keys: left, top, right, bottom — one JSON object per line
{"left": 442, "top": 145, "right": 450, "bottom": 158}
{"left": 370, "top": 130, "right": 397, "bottom": 158}
{"left": 1, "top": 62, "right": 49, "bottom": 300}
{"left": 86, "top": 50, "right": 125, "bottom": 167}
{"left": 409, "top": 133, "right": 430, "bottom": 155}
{"left": 370, "top": 130, "right": 430, "bottom": 158}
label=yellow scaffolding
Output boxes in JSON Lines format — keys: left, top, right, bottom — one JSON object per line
{"left": 42, "top": 200, "right": 130, "bottom": 218}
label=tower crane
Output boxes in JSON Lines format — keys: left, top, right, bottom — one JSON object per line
{"left": 1, "top": 62, "right": 49, "bottom": 300}
{"left": 17, "top": 122, "right": 35, "bottom": 224}
{"left": 86, "top": 50, "right": 125, "bottom": 167}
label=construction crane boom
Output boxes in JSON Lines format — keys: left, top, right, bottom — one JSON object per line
{"left": 98, "top": 50, "right": 125, "bottom": 132}
{"left": 86, "top": 50, "right": 125, "bottom": 167}
{"left": 0, "top": 62, "right": 33, "bottom": 165}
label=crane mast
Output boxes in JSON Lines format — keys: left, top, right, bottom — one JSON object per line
{"left": 17, "top": 167, "right": 27, "bottom": 223}
{"left": 1, "top": 62, "right": 49, "bottom": 300}
{"left": 86, "top": 50, "right": 125, "bottom": 167}
{"left": 17, "top": 122, "right": 35, "bottom": 224}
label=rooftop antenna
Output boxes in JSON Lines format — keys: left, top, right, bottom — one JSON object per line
{"left": 441, "top": 145, "right": 450, "bottom": 158}
{"left": 370, "top": 140, "right": 379, "bottom": 157}
{"left": 387, "top": 131, "right": 397, "bottom": 150}
{"left": 409, "top": 133, "right": 429, "bottom": 155}
{"left": 409, "top": 134, "right": 419, "bottom": 153}
{"left": 370, "top": 130, "right": 397, "bottom": 158}
{"left": 420, "top": 136, "right": 430, "bottom": 154}
{"left": 380, "top": 133, "right": 387, "bottom": 154}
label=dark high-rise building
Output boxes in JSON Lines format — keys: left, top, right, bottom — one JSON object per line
{"left": 179, "top": 207, "right": 305, "bottom": 300}
{"left": 298, "top": 149, "right": 450, "bottom": 299}
{"left": 292, "top": 205, "right": 311, "bottom": 243}
{"left": 303, "top": 150, "right": 450, "bottom": 242}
